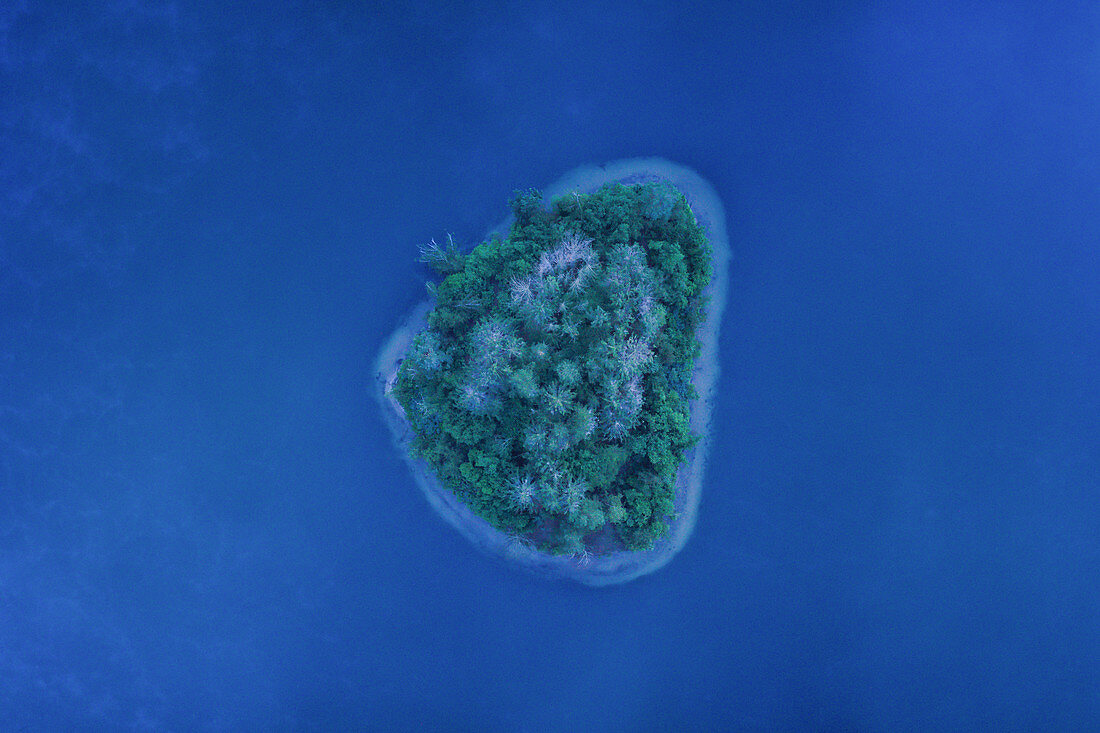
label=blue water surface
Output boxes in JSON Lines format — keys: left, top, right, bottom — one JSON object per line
{"left": 2, "top": 1, "right": 1098, "bottom": 730}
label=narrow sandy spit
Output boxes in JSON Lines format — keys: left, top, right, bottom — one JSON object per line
{"left": 374, "top": 158, "right": 731, "bottom": 586}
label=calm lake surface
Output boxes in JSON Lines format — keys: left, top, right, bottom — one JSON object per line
{"left": 2, "top": 2, "right": 1098, "bottom": 730}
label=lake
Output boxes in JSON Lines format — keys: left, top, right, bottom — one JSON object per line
{"left": 2, "top": 2, "right": 1098, "bottom": 730}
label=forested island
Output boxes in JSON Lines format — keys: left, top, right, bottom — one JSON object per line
{"left": 378, "top": 159, "right": 729, "bottom": 585}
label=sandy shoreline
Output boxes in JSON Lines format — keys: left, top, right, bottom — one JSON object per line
{"left": 374, "top": 157, "right": 731, "bottom": 586}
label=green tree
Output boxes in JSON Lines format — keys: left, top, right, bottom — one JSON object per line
{"left": 393, "top": 181, "right": 712, "bottom": 554}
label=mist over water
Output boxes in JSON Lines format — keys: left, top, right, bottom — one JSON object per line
{"left": 2, "top": 2, "right": 1099, "bottom": 730}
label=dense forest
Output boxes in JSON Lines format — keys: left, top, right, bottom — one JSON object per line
{"left": 392, "top": 182, "right": 712, "bottom": 556}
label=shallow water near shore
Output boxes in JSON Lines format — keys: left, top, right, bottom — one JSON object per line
{"left": 378, "top": 158, "right": 730, "bottom": 586}
{"left": 3, "top": 2, "right": 1100, "bottom": 730}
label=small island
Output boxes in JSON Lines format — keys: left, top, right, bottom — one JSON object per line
{"left": 377, "top": 159, "right": 730, "bottom": 585}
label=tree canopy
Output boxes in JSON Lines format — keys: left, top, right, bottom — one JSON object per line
{"left": 392, "top": 181, "right": 712, "bottom": 555}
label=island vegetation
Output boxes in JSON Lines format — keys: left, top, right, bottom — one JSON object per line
{"left": 391, "top": 181, "right": 713, "bottom": 556}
